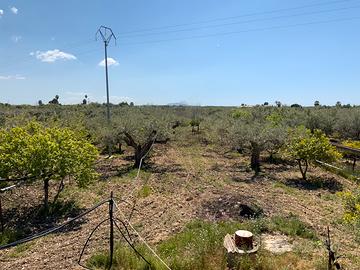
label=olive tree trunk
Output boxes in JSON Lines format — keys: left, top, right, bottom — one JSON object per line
{"left": 124, "top": 131, "right": 157, "bottom": 168}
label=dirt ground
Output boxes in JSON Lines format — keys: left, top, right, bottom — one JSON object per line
{"left": 1, "top": 130, "right": 359, "bottom": 269}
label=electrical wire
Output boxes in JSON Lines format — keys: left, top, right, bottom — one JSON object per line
{"left": 120, "top": 4, "right": 360, "bottom": 38}
{"left": 118, "top": 0, "right": 358, "bottom": 35}
{"left": 1, "top": 1, "right": 359, "bottom": 73}
{"left": 118, "top": 16, "right": 360, "bottom": 46}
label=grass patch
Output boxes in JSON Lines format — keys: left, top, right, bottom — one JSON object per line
{"left": 317, "top": 162, "right": 359, "bottom": 182}
{"left": 138, "top": 185, "right": 151, "bottom": 198}
{"left": 126, "top": 169, "right": 152, "bottom": 181}
{"left": 8, "top": 243, "right": 33, "bottom": 258}
{"left": 88, "top": 217, "right": 319, "bottom": 270}
{"left": 272, "top": 182, "right": 296, "bottom": 195}
{"left": 269, "top": 214, "right": 317, "bottom": 240}
{"left": 0, "top": 229, "right": 23, "bottom": 246}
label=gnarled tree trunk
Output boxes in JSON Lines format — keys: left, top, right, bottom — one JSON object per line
{"left": 124, "top": 131, "right": 157, "bottom": 168}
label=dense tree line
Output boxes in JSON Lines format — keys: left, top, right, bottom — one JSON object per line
{"left": 0, "top": 103, "right": 358, "bottom": 172}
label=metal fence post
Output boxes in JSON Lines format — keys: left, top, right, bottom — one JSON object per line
{"left": 109, "top": 192, "right": 114, "bottom": 269}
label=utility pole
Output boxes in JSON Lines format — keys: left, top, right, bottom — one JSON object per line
{"left": 96, "top": 26, "right": 117, "bottom": 125}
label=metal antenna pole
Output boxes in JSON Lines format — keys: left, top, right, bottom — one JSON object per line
{"left": 96, "top": 26, "right": 117, "bottom": 125}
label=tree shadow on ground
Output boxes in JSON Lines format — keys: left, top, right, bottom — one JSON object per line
{"left": 231, "top": 171, "right": 272, "bottom": 184}
{"left": 116, "top": 165, "right": 134, "bottom": 178}
{"left": 262, "top": 164, "right": 293, "bottom": 174}
{"left": 283, "top": 176, "right": 343, "bottom": 193}
{"left": 199, "top": 195, "right": 264, "bottom": 221}
{"left": 2, "top": 199, "right": 87, "bottom": 242}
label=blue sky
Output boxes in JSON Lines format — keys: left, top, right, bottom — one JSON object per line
{"left": 0, "top": 0, "right": 359, "bottom": 106}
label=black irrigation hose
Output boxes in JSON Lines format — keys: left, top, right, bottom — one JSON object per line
{"left": 0, "top": 199, "right": 110, "bottom": 250}
{"left": 113, "top": 220, "right": 152, "bottom": 267}
{"left": 78, "top": 218, "right": 110, "bottom": 270}
{"left": 116, "top": 218, "right": 133, "bottom": 243}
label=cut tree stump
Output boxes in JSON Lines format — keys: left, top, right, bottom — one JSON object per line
{"left": 224, "top": 230, "right": 259, "bottom": 269}
{"left": 235, "top": 230, "right": 254, "bottom": 250}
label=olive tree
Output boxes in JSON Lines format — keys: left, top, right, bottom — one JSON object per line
{"left": 335, "top": 108, "right": 360, "bottom": 140}
{"left": 114, "top": 107, "right": 173, "bottom": 167}
{"left": 305, "top": 108, "right": 337, "bottom": 135}
{"left": 226, "top": 108, "right": 287, "bottom": 173}
{"left": 286, "top": 127, "right": 341, "bottom": 180}
{"left": 0, "top": 122, "right": 98, "bottom": 213}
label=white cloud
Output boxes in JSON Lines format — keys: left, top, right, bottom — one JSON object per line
{"left": 0, "top": 10, "right": 4, "bottom": 17}
{"left": 11, "top": 35, "right": 22, "bottom": 43}
{"left": 98, "top": 57, "right": 119, "bottom": 67}
{"left": 10, "top": 7, "right": 18, "bottom": 14}
{"left": 31, "top": 49, "right": 77, "bottom": 63}
{"left": 0, "top": 75, "right": 26, "bottom": 80}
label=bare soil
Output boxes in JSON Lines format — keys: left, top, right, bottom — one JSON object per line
{"left": 1, "top": 131, "right": 359, "bottom": 269}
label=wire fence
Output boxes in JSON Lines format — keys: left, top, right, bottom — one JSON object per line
{"left": 0, "top": 137, "right": 172, "bottom": 270}
{"left": 0, "top": 193, "right": 172, "bottom": 270}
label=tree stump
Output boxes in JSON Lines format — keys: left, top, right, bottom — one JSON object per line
{"left": 224, "top": 230, "right": 258, "bottom": 269}
{"left": 235, "top": 230, "right": 254, "bottom": 250}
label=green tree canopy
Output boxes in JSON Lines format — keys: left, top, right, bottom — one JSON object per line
{"left": 0, "top": 122, "right": 98, "bottom": 213}
{"left": 286, "top": 127, "right": 341, "bottom": 180}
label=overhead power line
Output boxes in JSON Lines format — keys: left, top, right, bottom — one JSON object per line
{"left": 118, "top": 16, "right": 360, "bottom": 46}
{"left": 118, "top": 0, "right": 358, "bottom": 35}
{"left": 120, "top": 4, "right": 360, "bottom": 39}
{"left": 0, "top": 1, "right": 359, "bottom": 72}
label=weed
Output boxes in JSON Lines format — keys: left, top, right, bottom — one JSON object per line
{"left": 272, "top": 182, "right": 296, "bottom": 195}
{"left": 138, "top": 185, "right": 151, "bottom": 198}
{"left": 0, "top": 229, "right": 23, "bottom": 246}
{"left": 8, "top": 243, "right": 33, "bottom": 258}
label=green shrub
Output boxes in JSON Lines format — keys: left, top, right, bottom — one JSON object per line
{"left": 339, "top": 191, "right": 360, "bottom": 224}
{"left": 0, "top": 229, "right": 22, "bottom": 246}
